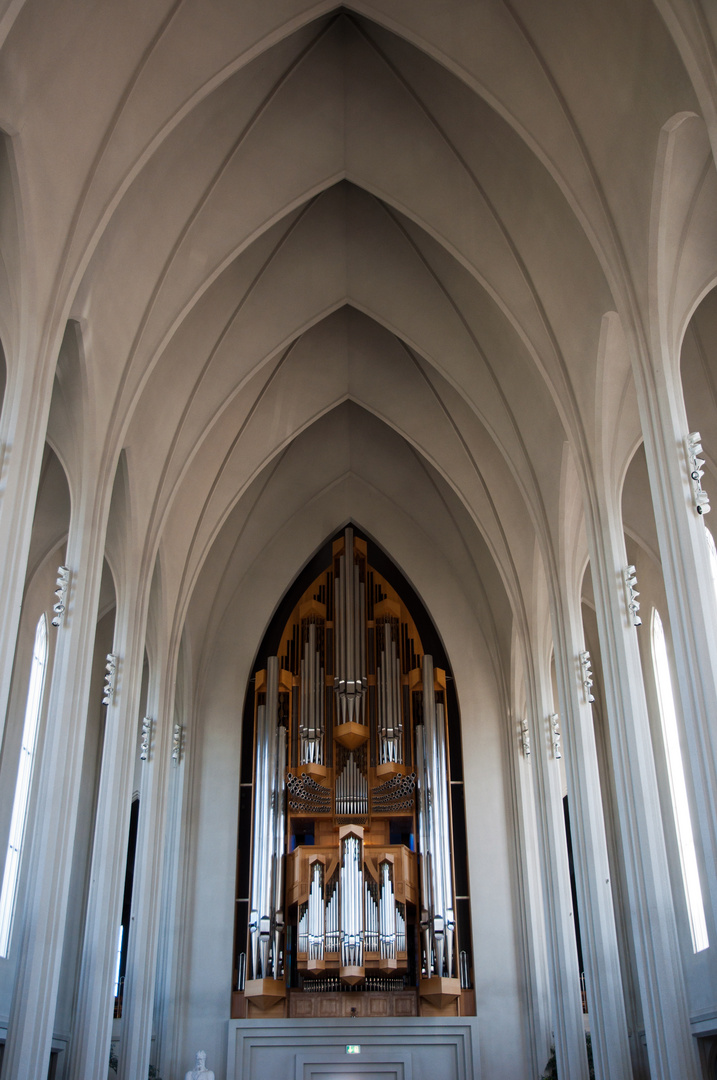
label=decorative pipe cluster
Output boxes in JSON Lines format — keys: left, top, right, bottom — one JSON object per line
{"left": 51, "top": 565, "right": 70, "bottom": 627}
{"left": 300, "top": 975, "right": 409, "bottom": 992}
{"left": 579, "top": 650, "right": 595, "bottom": 703}
{"left": 365, "top": 880, "right": 379, "bottom": 953}
{"left": 335, "top": 753, "right": 368, "bottom": 816}
{"left": 301, "top": 976, "right": 345, "bottom": 992}
{"left": 624, "top": 564, "right": 642, "bottom": 627}
{"left": 372, "top": 773, "right": 415, "bottom": 800}
{"left": 249, "top": 657, "right": 287, "bottom": 981}
{"left": 415, "top": 655, "right": 455, "bottom": 979}
{"left": 325, "top": 880, "right": 340, "bottom": 953}
{"left": 333, "top": 528, "right": 368, "bottom": 724}
{"left": 307, "top": 862, "right": 324, "bottom": 961}
{"left": 379, "top": 861, "right": 397, "bottom": 960}
{"left": 300, "top": 621, "right": 325, "bottom": 765}
{"left": 686, "top": 431, "right": 711, "bottom": 515}
{"left": 298, "top": 904, "right": 307, "bottom": 954}
{"left": 287, "top": 772, "right": 332, "bottom": 813}
{"left": 340, "top": 834, "right": 364, "bottom": 969}
{"left": 299, "top": 864, "right": 405, "bottom": 965}
{"left": 377, "top": 621, "right": 403, "bottom": 763}
{"left": 102, "top": 654, "right": 117, "bottom": 705}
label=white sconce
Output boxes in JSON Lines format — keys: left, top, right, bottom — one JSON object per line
{"left": 624, "top": 564, "right": 642, "bottom": 627}
{"left": 102, "top": 654, "right": 117, "bottom": 705}
{"left": 140, "top": 717, "right": 152, "bottom": 761}
{"left": 520, "top": 718, "right": 531, "bottom": 757}
{"left": 172, "top": 723, "right": 182, "bottom": 765}
{"left": 550, "top": 713, "right": 562, "bottom": 759}
{"left": 686, "top": 432, "right": 711, "bottom": 515}
{"left": 579, "top": 651, "right": 595, "bottom": 704}
{"left": 51, "top": 565, "right": 70, "bottom": 627}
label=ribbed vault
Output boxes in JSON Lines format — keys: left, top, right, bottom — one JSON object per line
{"left": 3, "top": 4, "right": 717, "bottom": 1080}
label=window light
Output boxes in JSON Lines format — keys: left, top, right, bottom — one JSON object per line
{"left": 113, "top": 924, "right": 124, "bottom": 997}
{"left": 705, "top": 526, "right": 717, "bottom": 600}
{"left": 0, "top": 614, "right": 48, "bottom": 956}
{"left": 651, "top": 608, "right": 709, "bottom": 952}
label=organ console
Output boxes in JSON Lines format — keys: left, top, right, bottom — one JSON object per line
{"left": 235, "top": 527, "right": 473, "bottom": 1018}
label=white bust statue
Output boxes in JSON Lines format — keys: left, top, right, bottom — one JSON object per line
{"left": 185, "top": 1050, "right": 215, "bottom": 1080}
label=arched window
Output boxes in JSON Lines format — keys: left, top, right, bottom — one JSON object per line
{"left": 0, "top": 614, "right": 48, "bottom": 956}
{"left": 651, "top": 608, "right": 709, "bottom": 953}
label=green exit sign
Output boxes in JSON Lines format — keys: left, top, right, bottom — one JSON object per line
{"left": 346, "top": 1045, "right": 361, "bottom": 1055}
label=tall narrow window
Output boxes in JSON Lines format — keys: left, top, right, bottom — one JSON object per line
{"left": 0, "top": 614, "right": 48, "bottom": 956}
{"left": 651, "top": 608, "right": 709, "bottom": 952}
{"left": 705, "top": 526, "right": 717, "bottom": 600}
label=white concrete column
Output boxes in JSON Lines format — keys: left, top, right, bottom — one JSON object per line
{"left": 585, "top": 495, "right": 700, "bottom": 1080}
{"left": 525, "top": 648, "right": 589, "bottom": 1080}
{"left": 551, "top": 589, "right": 633, "bottom": 1080}
{"left": 0, "top": 352, "right": 55, "bottom": 747}
{"left": 117, "top": 643, "right": 177, "bottom": 1080}
{"left": 151, "top": 735, "right": 187, "bottom": 1074}
{"left": 1, "top": 476, "right": 111, "bottom": 1080}
{"left": 64, "top": 577, "right": 149, "bottom": 1080}
{"left": 509, "top": 689, "right": 552, "bottom": 1078}
{"left": 638, "top": 362, "right": 717, "bottom": 938}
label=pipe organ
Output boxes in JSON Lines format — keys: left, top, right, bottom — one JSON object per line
{"left": 239, "top": 528, "right": 472, "bottom": 1018}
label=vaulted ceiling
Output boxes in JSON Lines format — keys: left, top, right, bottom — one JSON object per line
{"left": 2, "top": 0, "right": 715, "bottom": 683}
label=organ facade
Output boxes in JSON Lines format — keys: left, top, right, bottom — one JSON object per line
{"left": 233, "top": 527, "right": 473, "bottom": 1018}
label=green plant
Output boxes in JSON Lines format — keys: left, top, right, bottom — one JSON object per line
{"left": 540, "top": 1034, "right": 594, "bottom": 1080}
{"left": 539, "top": 1047, "right": 557, "bottom": 1080}
{"left": 108, "top": 1045, "right": 161, "bottom": 1080}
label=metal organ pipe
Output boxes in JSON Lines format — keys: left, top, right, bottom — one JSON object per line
{"left": 308, "top": 862, "right": 324, "bottom": 961}
{"left": 272, "top": 720, "right": 287, "bottom": 975}
{"left": 298, "top": 905, "right": 308, "bottom": 955}
{"left": 380, "top": 861, "right": 397, "bottom": 960}
{"left": 333, "top": 528, "right": 367, "bottom": 725}
{"left": 326, "top": 882, "right": 339, "bottom": 953}
{"left": 335, "top": 753, "right": 368, "bottom": 816}
{"left": 396, "top": 905, "right": 406, "bottom": 955}
{"left": 365, "top": 881, "right": 378, "bottom": 953}
{"left": 300, "top": 622, "right": 325, "bottom": 765}
{"left": 248, "top": 657, "right": 286, "bottom": 980}
{"left": 416, "top": 655, "right": 456, "bottom": 980}
{"left": 415, "top": 724, "right": 433, "bottom": 975}
{"left": 378, "top": 624, "right": 403, "bottom": 764}
{"left": 340, "top": 835, "right": 363, "bottom": 968}
{"left": 435, "top": 699, "right": 454, "bottom": 976}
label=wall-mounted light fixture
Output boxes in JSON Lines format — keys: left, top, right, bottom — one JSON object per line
{"left": 579, "top": 651, "right": 595, "bottom": 704}
{"left": 51, "top": 565, "right": 70, "bottom": 627}
{"left": 140, "top": 717, "right": 152, "bottom": 761}
{"left": 624, "top": 564, "right": 642, "bottom": 627}
{"left": 686, "top": 431, "right": 711, "bottom": 515}
{"left": 550, "top": 714, "right": 562, "bottom": 759}
{"left": 520, "top": 718, "right": 531, "bottom": 757}
{"left": 171, "top": 723, "right": 182, "bottom": 765}
{"left": 102, "top": 654, "right": 117, "bottom": 705}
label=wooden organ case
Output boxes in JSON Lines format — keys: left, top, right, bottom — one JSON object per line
{"left": 233, "top": 527, "right": 474, "bottom": 1020}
